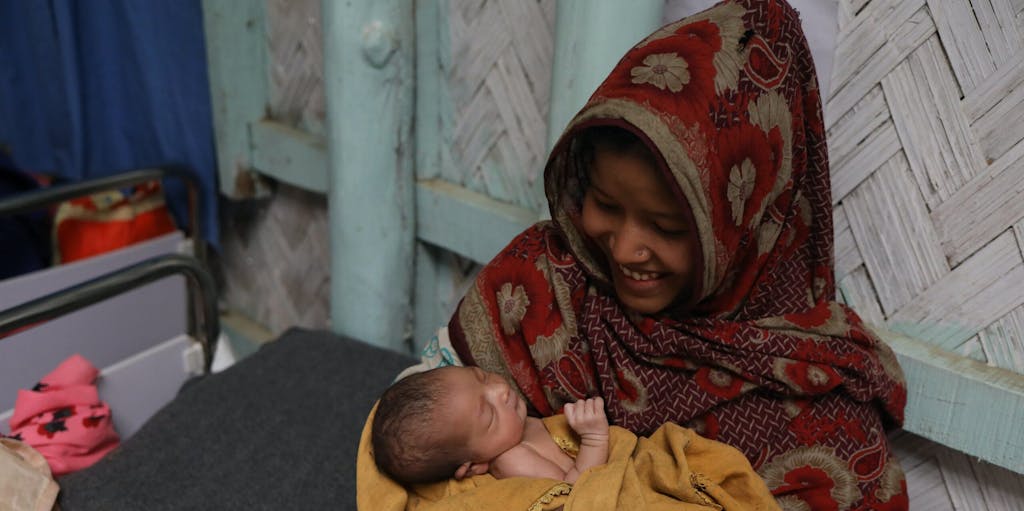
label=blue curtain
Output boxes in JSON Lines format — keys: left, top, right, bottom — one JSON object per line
{"left": 0, "top": 0, "right": 219, "bottom": 244}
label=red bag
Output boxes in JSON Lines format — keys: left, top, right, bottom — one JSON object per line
{"left": 53, "top": 181, "right": 177, "bottom": 264}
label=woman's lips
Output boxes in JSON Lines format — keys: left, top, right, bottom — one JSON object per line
{"left": 619, "top": 264, "right": 661, "bottom": 281}
{"left": 616, "top": 265, "right": 667, "bottom": 293}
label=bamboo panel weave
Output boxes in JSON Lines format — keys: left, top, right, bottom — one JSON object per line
{"left": 444, "top": 0, "right": 556, "bottom": 212}
{"left": 220, "top": 183, "right": 331, "bottom": 335}
{"left": 829, "top": 0, "right": 1024, "bottom": 377}
{"left": 266, "top": 0, "right": 327, "bottom": 136}
{"left": 830, "top": 2, "right": 1024, "bottom": 502}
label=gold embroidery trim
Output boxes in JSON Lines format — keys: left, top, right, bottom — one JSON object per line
{"left": 528, "top": 483, "right": 573, "bottom": 511}
{"left": 690, "top": 472, "right": 715, "bottom": 507}
{"left": 552, "top": 435, "right": 579, "bottom": 457}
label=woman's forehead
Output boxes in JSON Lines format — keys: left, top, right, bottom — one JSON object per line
{"left": 590, "top": 150, "right": 688, "bottom": 215}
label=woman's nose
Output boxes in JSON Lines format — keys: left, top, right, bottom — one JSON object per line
{"left": 609, "top": 226, "right": 649, "bottom": 263}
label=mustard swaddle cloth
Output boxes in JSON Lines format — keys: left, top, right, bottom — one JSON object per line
{"left": 357, "top": 406, "right": 781, "bottom": 511}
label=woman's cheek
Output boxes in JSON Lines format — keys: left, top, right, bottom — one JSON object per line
{"left": 579, "top": 199, "right": 603, "bottom": 240}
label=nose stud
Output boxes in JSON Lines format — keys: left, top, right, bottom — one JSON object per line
{"left": 636, "top": 247, "right": 649, "bottom": 258}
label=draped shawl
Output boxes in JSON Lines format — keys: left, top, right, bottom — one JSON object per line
{"left": 449, "top": 1, "right": 908, "bottom": 509}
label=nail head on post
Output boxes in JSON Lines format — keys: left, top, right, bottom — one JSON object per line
{"left": 361, "top": 20, "right": 397, "bottom": 68}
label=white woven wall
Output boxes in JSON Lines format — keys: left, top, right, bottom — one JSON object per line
{"left": 442, "top": 0, "right": 556, "bottom": 212}
{"left": 266, "top": 0, "right": 327, "bottom": 136}
{"left": 828, "top": 0, "right": 1024, "bottom": 376}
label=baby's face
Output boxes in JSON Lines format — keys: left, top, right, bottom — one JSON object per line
{"left": 435, "top": 366, "right": 527, "bottom": 462}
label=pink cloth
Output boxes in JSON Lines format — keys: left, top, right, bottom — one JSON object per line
{"left": 8, "top": 354, "right": 119, "bottom": 476}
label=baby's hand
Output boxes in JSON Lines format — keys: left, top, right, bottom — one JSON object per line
{"left": 564, "top": 397, "right": 608, "bottom": 438}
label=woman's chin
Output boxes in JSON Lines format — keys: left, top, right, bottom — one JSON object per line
{"left": 615, "top": 288, "right": 670, "bottom": 315}
{"left": 611, "top": 275, "right": 670, "bottom": 313}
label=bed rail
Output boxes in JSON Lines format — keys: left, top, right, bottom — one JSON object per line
{"left": 0, "top": 254, "right": 220, "bottom": 373}
{"left": 0, "top": 165, "right": 206, "bottom": 263}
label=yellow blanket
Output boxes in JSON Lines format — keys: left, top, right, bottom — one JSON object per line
{"left": 357, "top": 406, "right": 781, "bottom": 511}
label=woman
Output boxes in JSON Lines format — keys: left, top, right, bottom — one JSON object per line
{"left": 446, "top": 0, "right": 907, "bottom": 509}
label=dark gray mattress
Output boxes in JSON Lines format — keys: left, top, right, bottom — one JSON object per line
{"left": 57, "top": 328, "right": 416, "bottom": 510}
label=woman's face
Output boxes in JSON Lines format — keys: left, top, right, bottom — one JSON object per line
{"left": 581, "top": 148, "right": 700, "bottom": 314}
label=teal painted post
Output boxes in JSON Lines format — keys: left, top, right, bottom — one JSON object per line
{"left": 546, "top": 0, "right": 663, "bottom": 151}
{"left": 323, "top": 0, "right": 415, "bottom": 351}
{"left": 412, "top": 0, "right": 444, "bottom": 352}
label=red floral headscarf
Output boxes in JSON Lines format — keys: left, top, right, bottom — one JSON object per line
{"left": 449, "top": 1, "right": 908, "bottom": 509}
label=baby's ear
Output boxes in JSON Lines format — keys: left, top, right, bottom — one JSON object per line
{"left": 454, "top": 461, "right": 490, "bottom": 480}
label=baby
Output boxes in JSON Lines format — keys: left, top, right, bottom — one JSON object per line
{"left": 371, "top": 365, "right": 608, "bottom": 485}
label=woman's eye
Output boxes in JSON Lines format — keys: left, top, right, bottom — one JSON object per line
{"left": 595, "top": 198, "right": 619, "bottom": 211}
{"left": 655, "top": 224, "right": 688, "bottom": 236}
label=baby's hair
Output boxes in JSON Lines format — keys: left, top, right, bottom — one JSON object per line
{"left": 371, "top": 367, "right": 471, "bottom": 484}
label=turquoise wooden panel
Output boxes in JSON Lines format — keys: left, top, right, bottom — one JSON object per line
{"left": 415, "top": 0, "right": 443, "bottom": 182}
{"left": 323, "top": 0, "right": 416, "bottom": 352}
{"left": 250, "top": 120, "right": 328, "bottom": 193}
{"left": 413, "top": 242, "right": 443, "bottom": 355}
{"left": 416, "top": 179, "right": 536, "bottom": 265}
{"left": 413, "top": 0, "right": 448, "bottom": 351}
{"left": 886, "top": 329, "right": 1024, "bottom": 473}
{"left": 201, "top": 0, "right": 271, "bottom": 198}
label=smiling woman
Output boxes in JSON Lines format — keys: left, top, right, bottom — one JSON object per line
{"left": 446, "top": 1, "right": 909, "bottom": 509}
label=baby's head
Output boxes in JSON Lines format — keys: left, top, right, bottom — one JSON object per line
{"left": 371, "top": 366, "right": 528, "bottom": 484}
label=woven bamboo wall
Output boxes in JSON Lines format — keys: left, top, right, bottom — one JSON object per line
{"left": 828, "top": 0, "right": 1024, "bottom": 375}
{"left": 414, "top": 0, "right": 559, "bottom": 324}
{"left": 826, "top": 2, "right": 1024, "bottom": 503}
{"left": 266, "top": 0, "right": 326, "bottom": 137}
{"left": 437, "top": 0, "right": 556, "bottom": 213}
{"left": 219, "top": 183, "right": 331, "bottom": 335}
